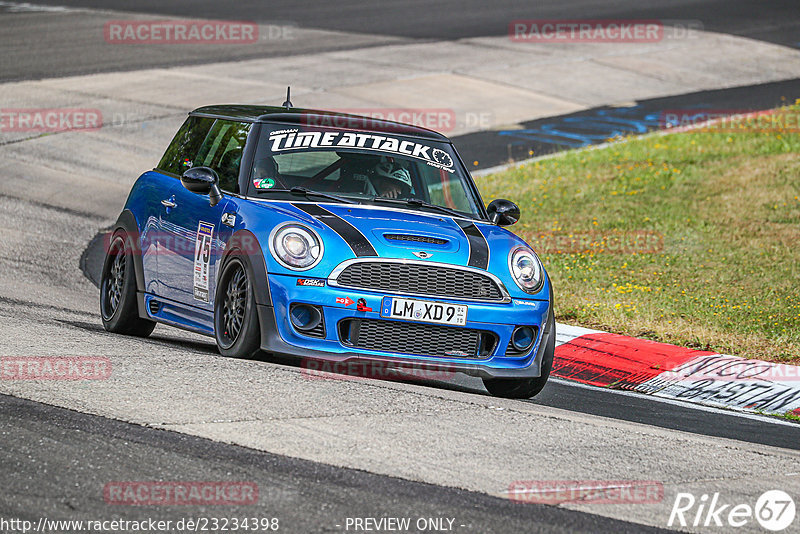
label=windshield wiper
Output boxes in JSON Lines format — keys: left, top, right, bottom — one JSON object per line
{"left": 288, "top": 186, "right": 357, "bottom": 205}
{"left": 370, "top": 197, "right": 467, "bottom": 219}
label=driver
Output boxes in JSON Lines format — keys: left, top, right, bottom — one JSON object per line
{"left": 370, "top": 157, "right": 412, "bottom": 199}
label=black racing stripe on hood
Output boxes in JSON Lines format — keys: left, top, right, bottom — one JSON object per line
{"left": 456, "top": 220, "right": 489, "bottom": 269}
{"left": 292, "top": 203, "right": 378, "bottom": 257}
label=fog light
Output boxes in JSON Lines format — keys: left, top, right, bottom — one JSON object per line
{"left": 290, "top": 304, "right": 322, "bottom": 332}
{"left": 511, "top": 326, "right": 535, "bottom": 351}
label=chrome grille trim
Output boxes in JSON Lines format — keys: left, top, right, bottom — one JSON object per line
{"left": 328, "top": 258, "right": 511, "bottom": 303}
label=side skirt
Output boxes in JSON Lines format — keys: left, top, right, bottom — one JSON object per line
{"left": 138, "top": 292, "right": 215, "bottom": 337}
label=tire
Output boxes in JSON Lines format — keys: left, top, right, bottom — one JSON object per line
{"left": 214, "top": 255, "right": 261, "bottom": 358}
{"left": 100, "top": 231, "right": 156, "bottom": 337}
{"left": 482, "top": 313, "right": 555, "bottom": 399}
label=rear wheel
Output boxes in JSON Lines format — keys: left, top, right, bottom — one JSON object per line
{"left": 482, "top": 314, "right": 555, "bottom": 399}
{"left": 100, "top": 231, "right": 155, "bottom": 337}
{"left": 214, "top": 256, "right": 260, "bottom": 358}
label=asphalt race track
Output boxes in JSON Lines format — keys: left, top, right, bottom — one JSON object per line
{"left": 0, "top": 394, "right": 671, "bottom": 533}
{"left": 4, "top": 0, "right": 800, "bottom": 80}
{"left": 2, "top": 1, "right": 800, "bottom": 533}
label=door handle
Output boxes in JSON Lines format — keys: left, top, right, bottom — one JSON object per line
{"left": 161, "top": 199, "right": 177, "bottom": 209}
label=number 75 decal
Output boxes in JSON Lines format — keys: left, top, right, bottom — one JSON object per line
{"left": 193, "top": 221, "right": 215, "bottom": 302}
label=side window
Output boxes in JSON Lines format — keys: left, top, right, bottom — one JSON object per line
{"left": 157, "top": 116, "right": 215, "bottom": 176}
{"left": 194, "top": 119, "right": 252, "bottom": 193}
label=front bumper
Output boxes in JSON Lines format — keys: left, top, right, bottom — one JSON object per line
{"left": 258, "top": 273, "right": 553, "bottom": 379}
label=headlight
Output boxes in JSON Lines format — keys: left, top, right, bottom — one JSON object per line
{"left": 270, "top": 224, "right": 323, "bottom": 270}
{"left": 508, "top": 246, "right": 544, "bottom": 293}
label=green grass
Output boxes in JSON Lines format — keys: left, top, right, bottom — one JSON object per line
{"left": 781, "top": 411, "right": 800, "bottom": 422}
{"left": 478, "top": 104, "right": 800, "bottom": 363}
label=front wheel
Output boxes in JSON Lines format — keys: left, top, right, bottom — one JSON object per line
{"left": 482, "top": 315, "right": 555, "bottom": 399}
{"left": 214, "top": 256, "right": 260, "bottom": 358}
{"left": 100, "top": 231, "right": 156, "bottom": 337}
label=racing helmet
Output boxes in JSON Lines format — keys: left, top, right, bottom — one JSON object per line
{"left": 372, "top": 156, "right": 411, "bottom": 189}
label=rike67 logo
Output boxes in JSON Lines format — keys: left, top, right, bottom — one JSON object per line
{"left": 669, "top": 490, "right": 796, "bottom": 531}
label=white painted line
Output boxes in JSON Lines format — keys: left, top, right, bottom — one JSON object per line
{"left": 551, "top": 377, "right": 800, "bottom": 428}
{"left": 555, "top": 322, "right": 603, "bottom": 346}
{"left": 0, "top": 1, "right": 70, "bottom": 12}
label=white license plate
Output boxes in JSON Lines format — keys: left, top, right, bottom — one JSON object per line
{"left": 380, "top": 297, "right": 467, "bottom": 326}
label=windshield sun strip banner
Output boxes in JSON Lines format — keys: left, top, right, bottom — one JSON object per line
{"left": 291, "top": 203, "right": 378, "bottom": 257}
{"left": 268, "top": 129, "right": 456, "bottom": 172}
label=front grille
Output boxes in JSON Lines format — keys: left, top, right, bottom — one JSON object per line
{"left": 339, "top": 319, "right": 496, "bottom": 359}
{"left": 334, "top": 262, "right": 504, "bottom": 301}
{"left": 384, "top": 233, "right": 448, "bottom": 245}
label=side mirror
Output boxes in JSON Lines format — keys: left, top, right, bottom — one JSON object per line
{"left": 181, "top": 166, "right": 223, "bottom": 207}
{"left": 487, "top": 199, "right": 521, "bottom": 226}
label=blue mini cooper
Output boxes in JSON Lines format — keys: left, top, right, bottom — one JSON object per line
{"left": 100, "top": 102, "right": 554, "bottom": 398}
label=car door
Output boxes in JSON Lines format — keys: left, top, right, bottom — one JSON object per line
{"left": 151, "top": 115, "right": 215, "bottom": 297}
{"left": 158, "top": 118, "right": 251, "bottom": 309}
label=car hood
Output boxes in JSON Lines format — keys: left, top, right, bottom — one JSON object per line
{"left": 322, "top": 203, "right": 471, "bottom": 261}
{"left": 246, "top": 200, "right": 547, "bottom": 300}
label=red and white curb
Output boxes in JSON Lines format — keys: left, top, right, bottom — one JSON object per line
{"left": 554, "top": 324, "right": 800, "bottom": 417}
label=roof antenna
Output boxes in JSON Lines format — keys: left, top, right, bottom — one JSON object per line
{"left": 282, "top": 86, "right": 293, "bottom": 109}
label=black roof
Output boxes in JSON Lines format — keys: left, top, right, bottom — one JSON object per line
{"left": 190, "top": 105, "right": 450, "bottom": 141}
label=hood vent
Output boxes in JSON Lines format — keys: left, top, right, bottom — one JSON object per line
{"left": 384, "top": 233, "right": 448, "bottom": 246}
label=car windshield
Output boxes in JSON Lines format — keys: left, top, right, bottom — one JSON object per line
{"left": 246, "top": 124, "right": 485, "bottom": 218}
